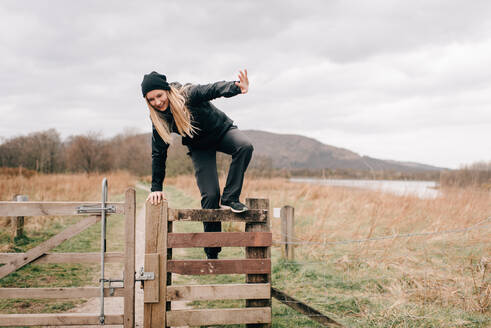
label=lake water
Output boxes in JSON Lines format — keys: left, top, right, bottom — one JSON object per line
{"left": 290, "top": 178, "right": 440, "bottom": 199}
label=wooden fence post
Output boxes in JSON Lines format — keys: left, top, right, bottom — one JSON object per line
{"left": 280, "top": 206, "right": 295, "bottom": 261}
{"left": 245, "top": 198, "right": 271, "bottom": 328}
{"left": 123, "top": 188, "right": 136, "bottom": 328}
{"left": 143, "top": 200, "right": 168, "bottom": 328}
{"left": 11, "top": 195, "right": 28, "bottom": 240}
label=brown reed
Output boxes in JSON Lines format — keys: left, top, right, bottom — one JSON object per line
{"left": 0, "top": 170, "right": 137, "bottom": 231}
{"left": 164, "top": 174, "right": 490, "bottom": 315}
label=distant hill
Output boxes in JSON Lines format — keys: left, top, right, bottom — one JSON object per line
{"left": 147, "top": 129, "right": 445, "bottom": 173}
{"left": 243, "top": 130, "right": 445, "bottom": 172}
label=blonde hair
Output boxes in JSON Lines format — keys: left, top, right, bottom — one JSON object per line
{"left": 147, "top": 84, "right": 197, "bottom": 144}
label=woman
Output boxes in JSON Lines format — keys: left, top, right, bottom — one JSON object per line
{"left": 142, "top": 69, "right": 253, "bottom": 259}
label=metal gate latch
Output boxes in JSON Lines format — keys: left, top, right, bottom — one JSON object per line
{"left": 76, "top": 204, "right": 116, "bottom": 214}
{"left": 101, "top": 278, "right": 123, "bottom": 296}
{"left": 135, "top": 266, "right": 155, "bottom": 281}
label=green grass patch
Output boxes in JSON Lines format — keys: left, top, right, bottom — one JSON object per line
{"left": 0, "top": 298, "right": 85, "bottom": 314}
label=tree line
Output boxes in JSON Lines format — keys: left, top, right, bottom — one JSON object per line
{"left": 0, "top": 129, "right": 150, "bottom": 176}
{"left": 0, "top": 128, "right": 276, "bottom": 178}
{"left": 2, "top": 129, "right": 489, "bottom": 188}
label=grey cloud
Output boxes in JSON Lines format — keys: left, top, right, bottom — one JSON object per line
{"left": 1, "top": 0, "right": 490, "bottom": 167}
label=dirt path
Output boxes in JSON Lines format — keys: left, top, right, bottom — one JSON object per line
{"left": 52, "top": 184, "right": 190, "bottom": 327}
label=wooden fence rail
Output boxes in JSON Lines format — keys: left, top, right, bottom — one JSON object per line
{"left": 0, "top": 201, "right": 126, "bottom": 216}
{"left": 0, "top": 252, "right": 125, "bottom": 264}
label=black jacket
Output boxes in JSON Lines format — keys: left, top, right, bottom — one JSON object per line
{"left": 151, "top": 80, "right": 242, "bottom": 192}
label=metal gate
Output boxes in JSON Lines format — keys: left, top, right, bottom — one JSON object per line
{"left": 0, "top": 180, "right": 136, "bottom": 327}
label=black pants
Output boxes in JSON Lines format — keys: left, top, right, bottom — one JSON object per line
{"left": 189, "top": 126, "right": 254, "bottom": 258}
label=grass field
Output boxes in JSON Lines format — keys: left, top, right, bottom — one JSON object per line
{"left": 0, "top": 171, "right": 489, "bottom": 327}
{"left": 163, "top": 174, "right": 490, "bottom": 327}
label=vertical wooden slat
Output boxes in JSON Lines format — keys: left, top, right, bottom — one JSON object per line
{"left": 144, "top": 200, "right": 168, "bottom": 327}
{"left": 245, "top": 198, "right": 271, "bottom": 328}
{"left": 123, "top": 188, "right": 136, "bottom": 328}
{"left": 143, "top": 253, "right": 160, "bottom": 303}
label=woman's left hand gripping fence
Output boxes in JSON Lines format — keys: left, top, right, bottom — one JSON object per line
{"left": 0, "top": 179, "right": 136, "bottom": 327}
{"left": 143, "top": 198, "right": 272, "bottom": 328}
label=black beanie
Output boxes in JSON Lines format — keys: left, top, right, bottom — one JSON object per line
{"left": 141, "top": 71, "right": 171, "bottom": 98}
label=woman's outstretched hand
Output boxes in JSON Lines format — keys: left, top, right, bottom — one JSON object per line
{"left": 235, "top": 69, "right": 249, "bottom": 94}
{"left": 146, "top": 191, "right": 167, "bottom": 205}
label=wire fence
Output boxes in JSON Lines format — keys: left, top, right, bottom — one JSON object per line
{"left": 274, "top": 215, "right": 491, "bottom": 246}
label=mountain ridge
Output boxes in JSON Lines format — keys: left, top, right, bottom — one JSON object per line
{"left": 241, "top": 129, "right": 446, "bottom": 172}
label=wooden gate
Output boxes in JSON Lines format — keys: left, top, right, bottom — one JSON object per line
{"left": 0, "top": 188, "right": 136, "bottom": 327}
{"left": 144, "top": 198, "right": 272, "bottom": 327}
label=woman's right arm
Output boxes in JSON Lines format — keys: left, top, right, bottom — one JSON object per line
{"left": 186, "top": 80, "right": 242, "bottom": 104}
{"left": 148, "top": 124, "right": 169, "bottom": 204}
{"left": 186, "top": 69, "right": 248, "bottom": 104}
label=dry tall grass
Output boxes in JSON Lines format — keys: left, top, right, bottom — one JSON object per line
{"left": 165, "top": 174, "right": 491, "bottom": 315}
{"left": 0, "top": 170, "right": 137, "bottom": 230}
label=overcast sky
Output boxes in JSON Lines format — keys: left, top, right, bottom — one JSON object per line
{"left": 1, "top": 1, "right": 490, "bottom": 169}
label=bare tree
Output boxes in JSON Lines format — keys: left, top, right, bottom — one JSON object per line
{"left": 65, "top": 131, "right": 113, "bottom": 173}
{"left": 109, "top": 131, "right": 151, "bottom": 176}
{"left": 0, "top": 129, "right": 63, "bottom": 173}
